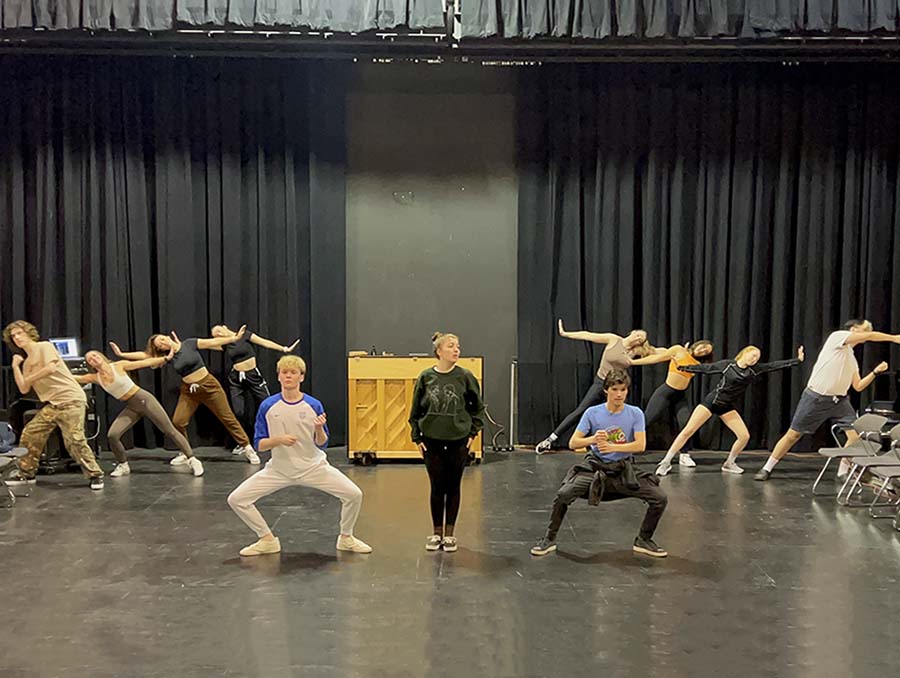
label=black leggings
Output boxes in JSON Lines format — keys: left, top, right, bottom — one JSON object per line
{"left": 227, "top": 368, "right": 271, "bottom": 439}
{"left": 644, "top": 383, "right": 693, "bottom": 453}
{"left": 552, "top": 378, "right": 606, "bottom": 439}
{"left": 422, "top": 437, "right": 469, "bottom": 529}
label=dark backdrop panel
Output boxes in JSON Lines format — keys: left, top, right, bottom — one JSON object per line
{"left": 518, "top": 63, "right": 900, "bottom": 451}
{"left": 0, "top": 55, "right": 347, "bottom": 448}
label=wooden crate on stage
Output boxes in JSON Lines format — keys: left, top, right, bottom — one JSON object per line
{"left": 347, "top": 356, "right": 484, "bottom": 464}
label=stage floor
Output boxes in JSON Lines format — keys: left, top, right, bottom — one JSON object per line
{"left": 2, "top": 447, "right": 897, "bottom": 678}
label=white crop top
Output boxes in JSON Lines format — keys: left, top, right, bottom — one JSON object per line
{"left": 98, "top": 366, "right": 137, "bottom": 400}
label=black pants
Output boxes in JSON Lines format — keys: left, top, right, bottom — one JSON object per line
{"left": 644, "top": 383, "right": 693, "bottom": 453}
{"left": 545, "top": 467, "right": 668, "bottom": 542}
{"left": 552, "top": 378, "right": 606, "bottom": 439}
{"left": 422, "top": 437, "right": 469, "bottom": 529}
{"left": 227, "top": 368, "right": 270, "bottom": 439}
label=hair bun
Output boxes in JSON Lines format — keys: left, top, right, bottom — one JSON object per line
{"left": 431, "top": 331, "right": 443, "bottom": 342}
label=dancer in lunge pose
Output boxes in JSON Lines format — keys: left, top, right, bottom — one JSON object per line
{"left": 639, "top": 340, "right": 715, "bottom": 468}
{"left": 655, "top": 345, "right": 805, "bottom": 476}
{"left": 534, "top": 319, "right": 657, "bottom": 454}
{"left": 110, "top": 327, "right": 259, "bottom": 465}
{"left": 2, "top": 321, "right": 105, "bottom": 490}
{"left": 209, "top": 324, "right": 299, "bottom": 455}
{"left": 530, "top": 369, "right": 668, "bottom": 558}
{"left": 755, "top": 320, "right": 898, "bottom": 481}
{"left": 409, "top": 332, "right": 485, "bottom": 553}
{"left": 227, "top": 355, "right": 372, "bottom": 556}
{"left": 75, "top": 350, "right": 203, "bottom": 477}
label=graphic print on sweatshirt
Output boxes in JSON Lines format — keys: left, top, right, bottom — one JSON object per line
{"left": 426, "top": 383, "right": 463, "bottom": 415}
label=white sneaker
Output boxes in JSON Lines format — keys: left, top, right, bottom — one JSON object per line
{"left": 336, "top": 535, "right": 373, "bottom": 553}
{"left": 169, "top": 454, "right": 189, "bottom": 466}
{"left": 425, "top": 535, "right": 442, "bottom": 551}
{"left": 441, "top": 536, "right": 458, "bottom": 552}
{"left": 188, "top": 457, "right": 204, "bottom": 477}
{"left": 231, "top": 445, "right": 245, "bottom": 455}
{"left": 678, "top": 453, "right": 697, "bottom": 467}
{"left": 535, "top": 438, "right": 553, "bottom": 455}
{"left": 242, "top": 446, "right": 261, "bottom": 465}
{"left": 239, "top": 537, "right": 281, "bottom": 556}
{"left": 721, "top": 462, "right": 744, "bottom": 474}
{"left": 655, "top": 460, "right": 673, "bottom": 476}
{"left": 110, "top": 462, "right": 131, "bottom": 477}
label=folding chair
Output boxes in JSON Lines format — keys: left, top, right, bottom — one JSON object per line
{"left": 844, "top": 424, "right": 900, "bottom": 518}
{"left": 812, "top": 413, "right": 887, "bottom": 498}
{"left": 0, "top": 447, "right": 31, "bottom": 508}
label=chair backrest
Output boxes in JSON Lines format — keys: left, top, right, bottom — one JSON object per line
{"left": 852, "top": 413, "right": 888, "bottom": 436}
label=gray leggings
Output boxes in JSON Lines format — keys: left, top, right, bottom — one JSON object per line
{"left": 107, "top": 388, "right": 193, "bottom": 463}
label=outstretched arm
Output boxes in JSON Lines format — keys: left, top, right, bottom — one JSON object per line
{"left": 681, "top": 359, "right": 732, "bottom": 375}
{"left": 558, "top": 319, "right": 618, "bottom": 345}
{"left": 109, "top": 341, "right": 149, "bottom": 361}
{"left": 756, "top": 346, "right": 805, "bottom": 374}
{"left": 249, "top": 333, "right": 300, "bottom": 353}
{"left": 845, "top": 331, "right": 900, "bottom": 347}
{"left": 118, "top": 356, "right": 170, "bottom": 372}
{"left": 852, "top": 362, "right": 889, "bottom": 392}
{"left": 73, "top": 373, "right": 98, "bottom": 385}
{"left": 196, "top": 325, "right": 247, "bottom": 350}
{"left": 631, "top": 345, "right": 681, "bottom": 366}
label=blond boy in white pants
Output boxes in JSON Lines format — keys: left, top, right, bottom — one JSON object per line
{"left": 227, "top": 355, "right": 372, "bottom": 556}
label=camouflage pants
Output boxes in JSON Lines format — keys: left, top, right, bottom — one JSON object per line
{"left": 17, "top": 403, "right": 103, "bottom": 479}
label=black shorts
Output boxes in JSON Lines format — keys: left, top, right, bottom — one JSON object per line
{"left": 789, "top": 389, "right": 856, "bottom": 435}
{"left": 701, "top": 393, "right": 738, "bottom": 416}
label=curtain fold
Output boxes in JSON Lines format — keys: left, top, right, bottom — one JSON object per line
{"left": 0, "top": 55, "right": 348, "bottom": 446}
{"left": 517, "top": 63, "right": 900, "bottom": 450}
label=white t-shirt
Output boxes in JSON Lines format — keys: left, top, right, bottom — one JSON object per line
{"left": 254, "top": 393, "right": 328, "bottom": 477}
{"left": 806, "top": 331, "right": 859, "bottom": 397}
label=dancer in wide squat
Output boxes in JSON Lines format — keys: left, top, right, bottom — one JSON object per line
{"left": 74, "top": 350, "right": 203, "bottom": 477}
{"left": 755, "top": 320, "right": 898, "bottom": 481}
{"left": 409, "top": 332, "right": 485, "bottom": 552}
{"left": 209, "top": 324, "right": 299, "bottom": 455}
{"left": 655, "top": 345, "right": 805, "bottom": 476}
{"left": 2, "top": 321, "right": 104, "bottom": 490}
{"left": 110, "top": 328, "right": 259, "bottom": 465}
{"left": 530, "top": 369, "right": 668, "bottom": 558}
{"left": 636, "top": 340, "right": 715, "bottom": 468}
{"left": 534, "top": 319, "right": 658, "bottom": 454}
{"left": 227, "top": 355, "right": 372, "bottom": 556}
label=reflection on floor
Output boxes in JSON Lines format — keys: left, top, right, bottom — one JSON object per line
{"left": 2, "top": 448, "right": 897, "bottom": 678}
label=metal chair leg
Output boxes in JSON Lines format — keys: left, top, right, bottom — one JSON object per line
{"left": 837, "top": 465, "right": 868, "bottom": 507}
{"left": 812, "top": 458, "right": 834, "bottom": 496}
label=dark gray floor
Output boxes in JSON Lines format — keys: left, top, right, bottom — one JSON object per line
{"left": 2, "top": 447, "right": 898, "bottom": 678}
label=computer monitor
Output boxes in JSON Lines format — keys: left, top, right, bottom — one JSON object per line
{"left": 49, "top": 337, "right": 80, "bottom": 360}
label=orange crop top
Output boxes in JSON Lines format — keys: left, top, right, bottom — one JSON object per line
{"left": 668, "top": 351, "right": 699, "bottom": 377}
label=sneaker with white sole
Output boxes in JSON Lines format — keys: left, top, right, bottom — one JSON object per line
{"left": 231, "top": 445, "right": 245, "bottom": 456}
{"left": 240, "top": 537, "right": 281, "bottom": 556}
{"left": 441, "top": 536, "right": 458, "bottom": 552}
{"left": 242, "top": 446, "right": 261, "bottom": 465}
{"left": 535, "top": 438, "right": 553, "bottom": 455}
{"left": 678, "top": 453, "right": 697, "bottom": 467}
{"left": 530, "top": 536, "right": 557, "bottom": 556}
{"left": 4, "top": 469, "right": 36, "bottom": 486}
{"left": 188, "top": 457, "right": 204, "bottom": 477}
{"left": 90, "top": 476, "right": 105, "bottom": 491}
{"left": 655, "top": 460, "right": 673, "bottom": 476}
{"left": 110, "top": 462, "right": 131, "bottom": 478}
{"left": 425, "top": 535, "right": 442, "bottom": 551}
{"left": 170, "top": 454, "right": 189, "bottom": 466}
{"left": 721, "top": 462, "right": 744, "bottom": 474}
{"left": 633, "top": 536, "right": 667, "bottom": 558}
{"left": 336, "top": 535, "right": 373, "bottom": 553}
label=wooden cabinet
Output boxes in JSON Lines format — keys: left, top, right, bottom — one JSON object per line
{"left": 347, "top": 356, "right": 484, "bottom": 464}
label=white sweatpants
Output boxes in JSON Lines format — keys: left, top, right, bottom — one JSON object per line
{"left": 227, "top": 461, "right": 363, "bottom": 538}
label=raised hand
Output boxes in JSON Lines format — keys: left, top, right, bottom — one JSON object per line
{"left": 170, "top": 330, "right": 180, "bottom": 344}
{"left": 313, "top": 413, "right": 327, "bottom": 430}
{"left": 11, "top": 354, "right": 23, "bottom": 368}
{"left": 797, "top": 345, "right": 805, "bottom": 362}
{"left": 874, "top": 361, "right": 889, "bottom": 374}
{"left": 109, "top": 341, "right": 123, "bottom": 356}
{"left": 234, "top": 325, "right": 247, "bottom": 340}
{"left": 284, "top": 339, "right": 300, "bottom": 353}
{"left": 558, "top": 319, "right": 567, "bottom": 336}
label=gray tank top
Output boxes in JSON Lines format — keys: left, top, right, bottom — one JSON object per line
{"left": 596, "top": 337, "right": 632, "bottom": 378}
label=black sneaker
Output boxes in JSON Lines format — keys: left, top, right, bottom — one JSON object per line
{"left": 89, "top": 477, "right": 105, "bottom": 491}
{"left": 530, "top": 537, "right": 557, "bottom": 556}
{"left": 4, "top": 469, "right": 36, "bottom": 486}
{"left": 753, "top": 469, "right": 771, "bottom": 481}
{"left": 633, "top": 536, "right": 667, "bottom": 558}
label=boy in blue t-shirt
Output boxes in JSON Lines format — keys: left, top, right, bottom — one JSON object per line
{"left": 531, "top": 369, "right": 668, "bottom": 558}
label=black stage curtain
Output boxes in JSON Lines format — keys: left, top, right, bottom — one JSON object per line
{"left": 461, "top": 0, "right": 900, "bottom": 39}
{"left": 0, "top": 55, "right": 348, "bottom": 447}
{"left": 1, "top": 0, "right": 443, "bottom": 30}
{"left": 518, "top": 63, "right": 900, "bottom": 450}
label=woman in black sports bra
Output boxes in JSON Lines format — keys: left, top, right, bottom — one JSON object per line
{"left": 210, "top": 324, "right": 300, "bottom": 453}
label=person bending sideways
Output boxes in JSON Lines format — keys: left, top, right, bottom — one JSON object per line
{"left": 2, "top": 321, "right": 105, "bottom": 490}
{"left": 755, "top": 320, "right": 899, "bottom": 481}
{"left": 531, "top": 369, "right": 668, "bottom": 558}
{"left": 227, "top": 355, "right": 372, "bottom": 556}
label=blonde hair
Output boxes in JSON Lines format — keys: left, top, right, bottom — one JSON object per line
{"left": 735, "top": 345, "right": 760, "bottom": 362}
{"left": 277, "top": 355, "right": 307, "bottom": 374}
{"left": 432, "top": 331, "right": 459, "bottom": 358}
{"left": 2, "top": 320, "right": 40, "bottom": 348}
{"left": 84, "top": 350, "right": 112, "bottom": 372}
